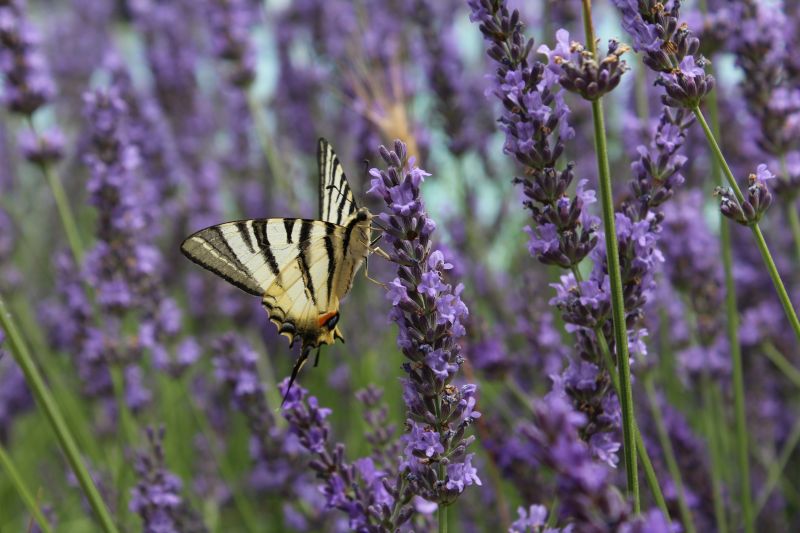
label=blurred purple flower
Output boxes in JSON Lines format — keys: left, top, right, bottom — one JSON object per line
{"left": 0, "top": 0, "right": 56, "bottom": 115}
{"left": 0, "top": 331, "right": 33, "bottom": 442}
{"left": 130, "top": 426, "right": 207, "bottom": 532}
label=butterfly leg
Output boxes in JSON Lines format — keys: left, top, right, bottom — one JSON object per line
{"left": 363, "top": 255, "right": 387, "bottom": 288}
{"left": 314, "top": 346, "right": 322, "bottom": 367}
{"left": 370, "top": 246, "right": 393, "bottom": 261}
{"left": 281, "top": 346, "right": 311, "bottom": 406}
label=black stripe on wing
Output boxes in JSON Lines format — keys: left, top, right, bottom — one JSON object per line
{"left": 318, "top": 137, "right": 358, "bottom": 225}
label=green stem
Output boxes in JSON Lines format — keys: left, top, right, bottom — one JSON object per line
{"left": 777, "top": 156, "right": 800, "bottom": 265}
{"left": 755, "top": 417, "right": 800, "bottom": 516}
{"left": 182, "top": 376, "right": 261, "bottom": 533}
{"left": 761, "top": 342, "right": 800, "bottom": 389}
{"left": 693, "top": 105, "right": 754, "bottom": 532}
{"left": 27, "top": 119, "right": 84, "bottom": 264}
{"left": 643, "top": 377, "right": 697, "bottom": 533}
{"left": 693, "top": 107, "right": 800, "bottom": 345}
{"left": 785, "top": 203, "right": 800, "bottom": 265}
{"left": 589, "top": 80, "right": 640, "bottom": 512}
{"left": 0, "top": 442, "right": 53, "bottom": 533}
{"left": 438, "top": 504, "right": 448, "bottom": 533}
{"left": 595, "top": 332, "right": 670, "bottom": 519}
{"left": 0, "top": 294, "right": 119, "bottom": 533}
{"left": 701, "top": 375, "right": 729, "bottom": 533}
{"left": 581, "top": 1, "right": 638, "bottom": 509}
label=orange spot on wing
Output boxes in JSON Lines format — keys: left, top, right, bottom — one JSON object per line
{"left": 318, "top": 311, "right": 338, "bottom": 327}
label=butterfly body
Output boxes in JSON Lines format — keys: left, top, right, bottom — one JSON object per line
{"left": 181, "top": 139, "right": 372, "bottom": 398}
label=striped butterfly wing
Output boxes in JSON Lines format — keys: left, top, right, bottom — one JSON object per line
{"left": 181, "top": 218, "right": 350, "bottom": 347}
{"left": 318, "top": 137, "right": 358, "bottom": 224}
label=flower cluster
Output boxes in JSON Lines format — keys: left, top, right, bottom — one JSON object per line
{"left": 612, "top": 0, "right": 715, "bottom": 108}
{"left": 369, "top": 141, "right": 481, "bottom": 505}
{"left": 282, "top": 380, "right": 415, "bottom": 531}
{"left": 714, "top": 165, "right": 775, "bottom": 226}
{"left": 130, "top": 426, "right": 207, "bottom": 532}
{"left": 730, "top": 0, "right": 800, "bottom": 200}
{"left": 538, "top": 29, "right": 630, "bottom": 101}
{"left": 470, "top": 0, "right": 625, "bottom": 470}
{"left": 519, "top": 395, "right": 669, "bottom": 532}
{"left": 622, "top": 108, "right": 694, "bottom": 221}
{"left": 0, "top": 0, "right": 56, "bottom": 116}
{"left": 212, "top": 335, "right": 329, "bottom": 526}
{"left": 204, "top": 0, "right": 256, "bottom": 88}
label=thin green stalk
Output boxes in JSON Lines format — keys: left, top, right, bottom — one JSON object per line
{"left": 643, "top": 378, "right": 697, "bottom": 533}
{"left": 762, "top": 342, "right": 800, "bottom": 389}
{"left": 778, "top": 156, "right": 800, "bottom": 265}
{"left": 0, "top": 294, "right": 119, "bottom": 533}
{"left": 594, "top": 332, "right": 670, "bottom": 519}
{"left": 581, "top": 1, "right": 638, "bottom": 509}
{"left": 755, "top": 417, "right": 800, "bottom": 516}
{"left": 27, "top": 119, "right": 84, "bottom": 264}
{"left": 0, "top": 442, "right": 53, "bottom": 533}
{"left": 693, "top": 107, "right": 800, "bottom": 343}
{"left": 700, "top": 376, "right": 729, "bottom": 533}
{"left": 246, "top": 92, "right": 295, "bottom": 208}
{"left": 182, "top": 376, "right": 261, "bottom": 533}
{"left": 438, "top": 505, "right": 448, "bottom": 533}
{"left": 786, "top": 205, "right": 800, "bottom": 265}
{"left": 695, "top": 102, "right": 755, "bottom": 532}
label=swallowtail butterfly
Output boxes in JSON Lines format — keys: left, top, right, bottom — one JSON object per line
{"left": 181, "top": 139, "right": 377, "bottom": 400}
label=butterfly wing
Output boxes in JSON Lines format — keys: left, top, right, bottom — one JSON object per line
{"left": 318, "top": 137, "right": 358, "bottom": 225}
{"left": 181, "top": 218, "right": 365, "bottom": 347}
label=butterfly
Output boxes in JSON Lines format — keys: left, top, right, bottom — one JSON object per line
{"left": 181, "top": 138, "right": 383, "bottom": 401}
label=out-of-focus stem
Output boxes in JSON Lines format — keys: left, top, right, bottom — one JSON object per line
{"left": 762, "top": 342, "right": 800, "bottom": 389}
{"left": 701, "top": 374, "right": 729, "bottom": 533}
{"left": 643, "top": 377, "right": 697, "bottom": 533}
{"left": 755, "top": 417, "right": 800, "bottom": 516}
{"left": 0, "top": 294, "right": 119, "bottom": 533}
{"left": 0, "top": 442, "right": 53, "bottom": 533}
{"left": 581, "top": 0, "right": 639, "bottom": 510}
{"left": 693, "top": 104, "right": 755, "bottom": 533}
{"left": 778, "top": 156, "right": 800, "bottom": 265}
{"left": 27, "top": 119, "right": 84, "bottom": 264}
{"left": 181, "top": 375, "right": 260, "bottom": 533}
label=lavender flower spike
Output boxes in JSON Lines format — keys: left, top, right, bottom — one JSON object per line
{"left": 130, "top": 426, "right": 207, "bottom": 533}
{"left": 0, "top": 0, "right": 56, "bottom": 116}
{"left": 369, "top": 141, "right": 481, "bottom": 506}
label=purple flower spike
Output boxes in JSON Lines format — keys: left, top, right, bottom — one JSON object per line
{"left": 369, "top": 141, "right": 480, "bottom": 506}
{"left": 130, "top": 426, "right": 207, "bottom": 532}
{"left": 0, "top": 0, "right": 56, "bottom": 115}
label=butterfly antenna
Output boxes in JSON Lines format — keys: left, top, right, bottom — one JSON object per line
{"left": 281, "top": 346, "right": 311, "bottom": 407}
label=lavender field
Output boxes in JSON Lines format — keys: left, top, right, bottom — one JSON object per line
{"left": 2, "top": 0, "right": 800, "bottom": 531}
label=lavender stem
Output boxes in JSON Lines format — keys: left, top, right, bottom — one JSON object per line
{"left": 778, "top": 156, "right": 800, "bottom": 265}
{"left": 703, "top": 73, "right": 744, "bottom": 533}
{"left": 0, "top": 441, "right": 53, "bottom": 533}
{"left": 693, "top": 106, "right": 800, "bottom": 345}
{"left": 594, "top": 326, "right": 670, "bottom": 519}
{"left": 26, "top": 119, "right": 84, "bottom": 264}
{"left": 581, "top": 0, "right": 639, "bottom": 511}
{"left": 754, "top": 417, "right": 800, "bottom": 516}
{"left": 0, "top": 294, "right": 119, "bottom": 533}
{"left": 761, "top": 342, "right": 800, "bottom": 389}
{"left": 643, "top": 376, "right": 697, "bottom": 533}
{"left": 700, "top": 373, "right": 730, "bottom": 533}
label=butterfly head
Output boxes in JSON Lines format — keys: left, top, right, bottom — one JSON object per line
{"left": 355, "top": 207, "right": 371, "bottom": 222}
